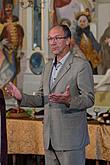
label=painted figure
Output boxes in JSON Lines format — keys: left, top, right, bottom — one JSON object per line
{"left": 0, "top": 3, "right": 24, "bottom": 80}
{"left": 0, "top": 2, "right": 18, "bottom": 24}
{"left": 74, "top": 10, "right": 101, "bottom": 74}
{"left": 100, "top": 23, "right": 110, "bottom": 74}
{"left": 0, "top": 47, "right": 14, "bottom": 88}
{"left": 50, "top": 0, "right": 81, "bottom": 34}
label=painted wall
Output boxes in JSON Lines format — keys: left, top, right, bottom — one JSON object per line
{"left": 95, "top": 92, "right": 110, "bottom": 106}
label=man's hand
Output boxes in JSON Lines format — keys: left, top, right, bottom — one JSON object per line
{"left": 48, "top": 85, "right": 71, "bottom": 106}
{"left": 5, "top": 82, "right": 22, "bottom": 100}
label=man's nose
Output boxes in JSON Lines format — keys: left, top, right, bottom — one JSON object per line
{"left": 51, "top": 38, "right": 57, "bottom": 43}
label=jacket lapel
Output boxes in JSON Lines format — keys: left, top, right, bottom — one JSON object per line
{"left": 43, "top": 59, "right": 53, "bottom": 93}
{"left": 47, "top": 46, "right": 85, "bottom": 92}
{"left": 50, "top": 52, "right": 74, "bottom": 91}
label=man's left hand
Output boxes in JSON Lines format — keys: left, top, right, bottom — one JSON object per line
{"left": 48, "top": 85, "right": 71, "bottom": 105}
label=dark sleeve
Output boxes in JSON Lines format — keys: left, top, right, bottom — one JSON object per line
{"left": 89, "top": 31, "right": 101, "bottom": 52}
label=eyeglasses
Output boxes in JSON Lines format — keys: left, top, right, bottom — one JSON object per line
{"left": 48, "top": 36, "right": 67, "bottom": 42}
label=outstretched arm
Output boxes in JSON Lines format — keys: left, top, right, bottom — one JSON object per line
{"left": 5, "top": 82, "right": 22, "bottom": 100}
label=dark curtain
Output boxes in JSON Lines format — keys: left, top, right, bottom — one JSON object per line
{"left": 0, "top": 89, "right": 7, "bottom": 165}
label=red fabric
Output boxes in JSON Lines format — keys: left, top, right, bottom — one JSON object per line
{"left": 54, "top": 0, "right": 72, "bottom": 8}
{"left": 52, "top": 0, "right": 72, "bottom": 25}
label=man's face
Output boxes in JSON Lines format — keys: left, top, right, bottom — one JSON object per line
{"left": 48, "top": 26, "right": 70, "bottom": 56}
{"left": 78, "top": 15, "right": 89, "bottom": 29}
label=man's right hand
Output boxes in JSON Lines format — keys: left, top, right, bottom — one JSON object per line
{"left": 5, "top": 82, "right": 22, "bottom": 101}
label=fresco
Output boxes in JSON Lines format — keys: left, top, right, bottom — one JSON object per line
{"left": 0, "top": 0, "right": 24, "bottom": 88}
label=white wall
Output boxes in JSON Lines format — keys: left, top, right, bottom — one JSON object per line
{"left": 96, "top": 1, "right": 110, "bottom": 41}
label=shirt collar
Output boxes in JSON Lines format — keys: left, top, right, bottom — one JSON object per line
{"left": 53, "top": 51, "right": 70, "bottom": 65}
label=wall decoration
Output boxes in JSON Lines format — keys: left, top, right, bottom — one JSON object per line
{"left": 0, "top": 0, "right": 24, "bottom": 88}
{"left": 49, "top": 0, "right": 96, "bottom": 35}
{"left": 30, "top": 51, "right": 45, "bottom": 75}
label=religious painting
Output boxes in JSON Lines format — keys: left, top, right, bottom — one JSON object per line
{"left": 49, "top": 0, "right": 110, "bottom": 77}
{"left": 0, "top": 0, "right": 19, "bottom": 23}
{"left": 49, "top": 0, "right": 96, "bottom": 34}
{"left": 0, "top": 0, "right": 24, "bottom": 89}
{"left": 49, "top": 0, "right": 102, "bottom": 74}
{"left": 96, "top": 0, "right": 110, "bottom": 75}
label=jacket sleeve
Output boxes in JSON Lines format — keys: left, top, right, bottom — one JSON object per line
{"left": 70, "top": 61, "right": 94, "bottom": 110}
{"left": 20, "top": 78, "right": 44, "bottom": 108}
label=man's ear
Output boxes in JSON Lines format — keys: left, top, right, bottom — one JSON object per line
{"left": 66, "top": 38, "right": 71, "bottom": 45}
{"left": 66, "top": 42, "right": 69, "bottom": 45}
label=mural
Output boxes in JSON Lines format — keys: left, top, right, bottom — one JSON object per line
{"left": 100, "top": 23, "right": 110, "bottom": 74}
{"left": 73, "top": 10, "right": 101, "bottom": 74}
{"left": 49, "top": 0, "right": 102, "bottom": 73}
{"left": 49, "top": 0, "right": 96, "bottom": 32}
{"left": 0, "top": 0, "right": 24, "bottom": 88}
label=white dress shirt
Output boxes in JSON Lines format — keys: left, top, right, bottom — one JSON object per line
{"left": 50, "top": 51, "right": 70, "bottom": 86}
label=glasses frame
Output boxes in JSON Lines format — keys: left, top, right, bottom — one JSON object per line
{"left": 48, "top": 36, "right": 67, "bottom": 42}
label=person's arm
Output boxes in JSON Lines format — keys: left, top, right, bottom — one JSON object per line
{"left": 5, "top": 82, "right": 44, "bottom": 108}
{"left": 5, "top": 82, "right": 22, "bottom": 100}
{"left": 70, "top": 61, "right": 94, "bottom": 110}
{"left": 20, "top": 88, "right": 44, "bottom": 108}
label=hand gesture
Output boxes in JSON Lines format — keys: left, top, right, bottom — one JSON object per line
{"left": 5, "top": 82, "right": 22, "bottom": 100}
{"left": 49, "top": 85, "right": 71, "bottom": 105}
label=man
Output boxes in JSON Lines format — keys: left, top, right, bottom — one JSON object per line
{"left": 5, "top": 25, "right": 94, "bottom": 165}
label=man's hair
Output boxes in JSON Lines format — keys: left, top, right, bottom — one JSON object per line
{"left": 50, "top": 24, "right": 71, "bottom": 39}
{"left": 60, "top": 24, "right": 71, "bottom": 39}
